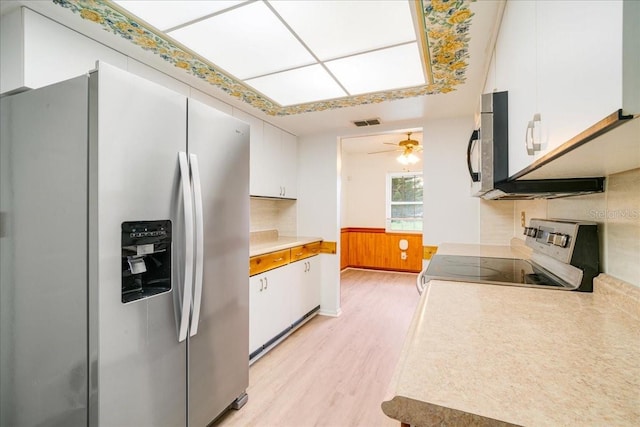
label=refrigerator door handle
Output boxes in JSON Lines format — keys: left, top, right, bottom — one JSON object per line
{"left": 189, "top": 153, "right": 204, "bottom": 337}
{"left": 178, "top": 151, "right": 194, "bottom": 342}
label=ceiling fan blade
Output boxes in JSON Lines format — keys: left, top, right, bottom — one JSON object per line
{"left": 367, "top": 149, "right": 400, "bottom": 154}
{"left": 383, "top": 142, "right": 398, "bottom": 146}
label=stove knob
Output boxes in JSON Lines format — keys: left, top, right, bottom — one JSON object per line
{"left": 526, "top": 227, "right": 539, "bottom": 237}
{"left": 552, "top": 233, "right": 569, "bottom": 248}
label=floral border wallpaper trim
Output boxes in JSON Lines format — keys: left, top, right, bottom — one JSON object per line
{"left": 53, "top": 0, "right": 474, "bottom": 116}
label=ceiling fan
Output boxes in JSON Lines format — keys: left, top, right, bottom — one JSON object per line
{"left": 368, "top": 132, "right": 422, "bottom": 164}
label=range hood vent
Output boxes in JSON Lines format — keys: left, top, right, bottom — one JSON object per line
{"left": 485, "top": 177, "right": 606, "bottom": 200}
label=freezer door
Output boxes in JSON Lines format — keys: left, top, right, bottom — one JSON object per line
{"left": 186, "top": 99, "right": 250, "bottom": 426}
{"left": 0, "top": 77, "right": 90, "bottom": 426}
{"left": 91, "top": 63, "right": 187, "bottom": 427}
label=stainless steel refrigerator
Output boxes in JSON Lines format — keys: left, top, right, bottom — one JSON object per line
{"left": 0, "top": 62, "right": 250, "bottom": 426}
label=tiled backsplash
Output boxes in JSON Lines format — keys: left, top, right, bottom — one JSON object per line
{"left": 250, "top": 198, "right": 297, "bottom": 236}
{"left": 480, "top": 168, "right": 640, "bottom": 287}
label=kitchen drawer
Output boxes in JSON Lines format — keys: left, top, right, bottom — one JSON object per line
{"left": 250, "top": 249, "right": 291, "bottom": 276}
{"left": 290, "top": 241, "right": 321, "bottom": 262}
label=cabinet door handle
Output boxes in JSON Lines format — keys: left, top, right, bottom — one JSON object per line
{"left": 525, "top": 120, "right": 535, "bottom": 155}
{"left": 525, "top": 114, "right": 542, "bottom": 155}
{"left": 274, "top": 257, "right": 284, "bottom": 262}
{"left": 283, "top": 186, "right": 286, "bottom": 197}
{"left": 264, "top": 277, "right": 268, "bottom": 290}
{"left": 259, "top": 278, "right": 264, "bottom": 291}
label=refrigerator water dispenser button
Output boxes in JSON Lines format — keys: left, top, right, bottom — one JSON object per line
{"left": 128, "top": 257, "right": 147, "bottom": 274}
{"left": 136, "top": 244, "right": 154, "bottom": 256}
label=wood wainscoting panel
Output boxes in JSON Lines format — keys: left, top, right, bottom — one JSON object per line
{"left": 341, "top": 230, "right": 349, "bottom": 270}
{"left": 342, "top": 228, "right": 422, "bottom": 272}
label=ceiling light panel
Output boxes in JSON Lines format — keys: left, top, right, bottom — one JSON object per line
{"left": 167, "top": 1, "right": 316, "bottom": 80}
{"left": 113, "top": 1, "right": 245, "bottom": 31}
{"left": 326, "top": 43, "right": 425, "bottom": 95}
{"left": 245, "top": 65, "right": 347, "bottom": 106}
{"left": 268, "top": 0, "right": 416, "bottom": 60}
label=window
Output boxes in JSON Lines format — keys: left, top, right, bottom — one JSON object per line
{"left": 386, "top": 172, "right": 423, "bottom": 232}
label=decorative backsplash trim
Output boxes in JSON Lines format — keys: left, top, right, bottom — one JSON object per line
{"left": 53, "top": 0, "right": 474, "bottom": 116}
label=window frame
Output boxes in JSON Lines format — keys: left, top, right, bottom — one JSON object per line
{"left": 385, "top": 171, "right": 423, "bottom": 233}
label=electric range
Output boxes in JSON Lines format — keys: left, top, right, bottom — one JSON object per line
{"left": 417, "top": 219, "right": 599, "bottom": 294}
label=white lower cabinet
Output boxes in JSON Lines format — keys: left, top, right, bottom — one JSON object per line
{"left": 291, "top": 256, "right": 321, "bottom": 323}
{"left": 249, "top": 266, "right": 290, "bottom": 356}
{"left": 249, "top": 255, "right": 321, "bottom": 359}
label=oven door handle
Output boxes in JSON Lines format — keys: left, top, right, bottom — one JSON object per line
{"left": 467, "top": 129, "right": 480, "bottom": 182}
{"left": 416, "top": 268, "right": 428, "bottom": 295}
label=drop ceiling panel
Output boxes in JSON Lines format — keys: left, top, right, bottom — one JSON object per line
{"left": 246, "top": 64, "right": 347, "bottom": 106}
{"left": 112, "top": 1, "right": 244, "bottom": 31}
{"left": 167, "top": 1, "right": 315, "bottom": 79}
{"left": 269, "top": 0, "right": 416, "bottom": 60}
{"left": 326, "top": 43, "right": 425, "bottom": 95}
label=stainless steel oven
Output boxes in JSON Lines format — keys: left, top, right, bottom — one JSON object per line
{"left": 417, "top": 219, "right": 599, "bottom": 294}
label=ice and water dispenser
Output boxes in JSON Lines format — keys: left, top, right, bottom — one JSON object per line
{"left": 121, "top": 220, "right": 171, "bottom": 303}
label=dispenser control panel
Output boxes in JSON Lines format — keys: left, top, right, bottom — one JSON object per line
{"left": 121, "top": 220, "right": 172, "bottom": 304}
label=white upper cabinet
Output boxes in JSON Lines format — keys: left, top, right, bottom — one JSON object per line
{"left": 0, "top": 7, "right": 127, "bottom": 94}
{"left": 488, "top": 0, "right": 637, "bottom": 176}
{"left": 491, "top": 0, "right": 537, "bottom": 177}
{"left": 231, "top": 110, "right": 298, "bottom": 199}
{"left": 536, "top": 1, "right": 622, "bottom": 158}
{"left": 262, "top": 123, "right": 298, "bottom": 199}
{"left": 279, "top": 130, "right": 298, "bottom": 199}
{"left": 232, "top": 108, "right": 269, "bottom": 197}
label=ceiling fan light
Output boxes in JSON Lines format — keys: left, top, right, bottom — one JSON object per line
{"left": 406, "top": 153, "right": 420, "bottom": 164}
{"left": 397, "top": 153, "right": 410, "bottom": 165}
{"left": 397, "top": 152, "right": 419, "bottom": 165}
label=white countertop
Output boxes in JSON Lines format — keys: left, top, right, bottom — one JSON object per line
{"left": 383, "top": 243, "right": 640, "bottom": 426}
{"left": 249, "top": 235, "right": 322, "bottom": 257}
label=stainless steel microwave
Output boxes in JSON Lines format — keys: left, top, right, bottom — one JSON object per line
{"left": 467, "top": 91, "right": 509, "bottom": 197}
{"left": 467, "top": 91, "right": 604, "bottom": 200}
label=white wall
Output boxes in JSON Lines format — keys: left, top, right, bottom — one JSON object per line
{"left": 297, "top": 133, "right": 341, "bottom": 316}
{"left": 342, "top": 150, "right": 421, "bottom": 228}
{"left": 422, "top": 116, "right": 480, "bottom": 247}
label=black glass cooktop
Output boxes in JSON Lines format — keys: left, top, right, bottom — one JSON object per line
{"left": 424, "top": 255, "right": 573, "bottom": 289}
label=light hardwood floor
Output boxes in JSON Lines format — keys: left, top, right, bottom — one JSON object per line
{"left": 215, "top": 269, "right": 419, "bottom": 427}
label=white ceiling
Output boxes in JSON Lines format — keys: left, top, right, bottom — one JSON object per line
{"left": 1, "top": 0, "right": 504, "bottom": 137}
